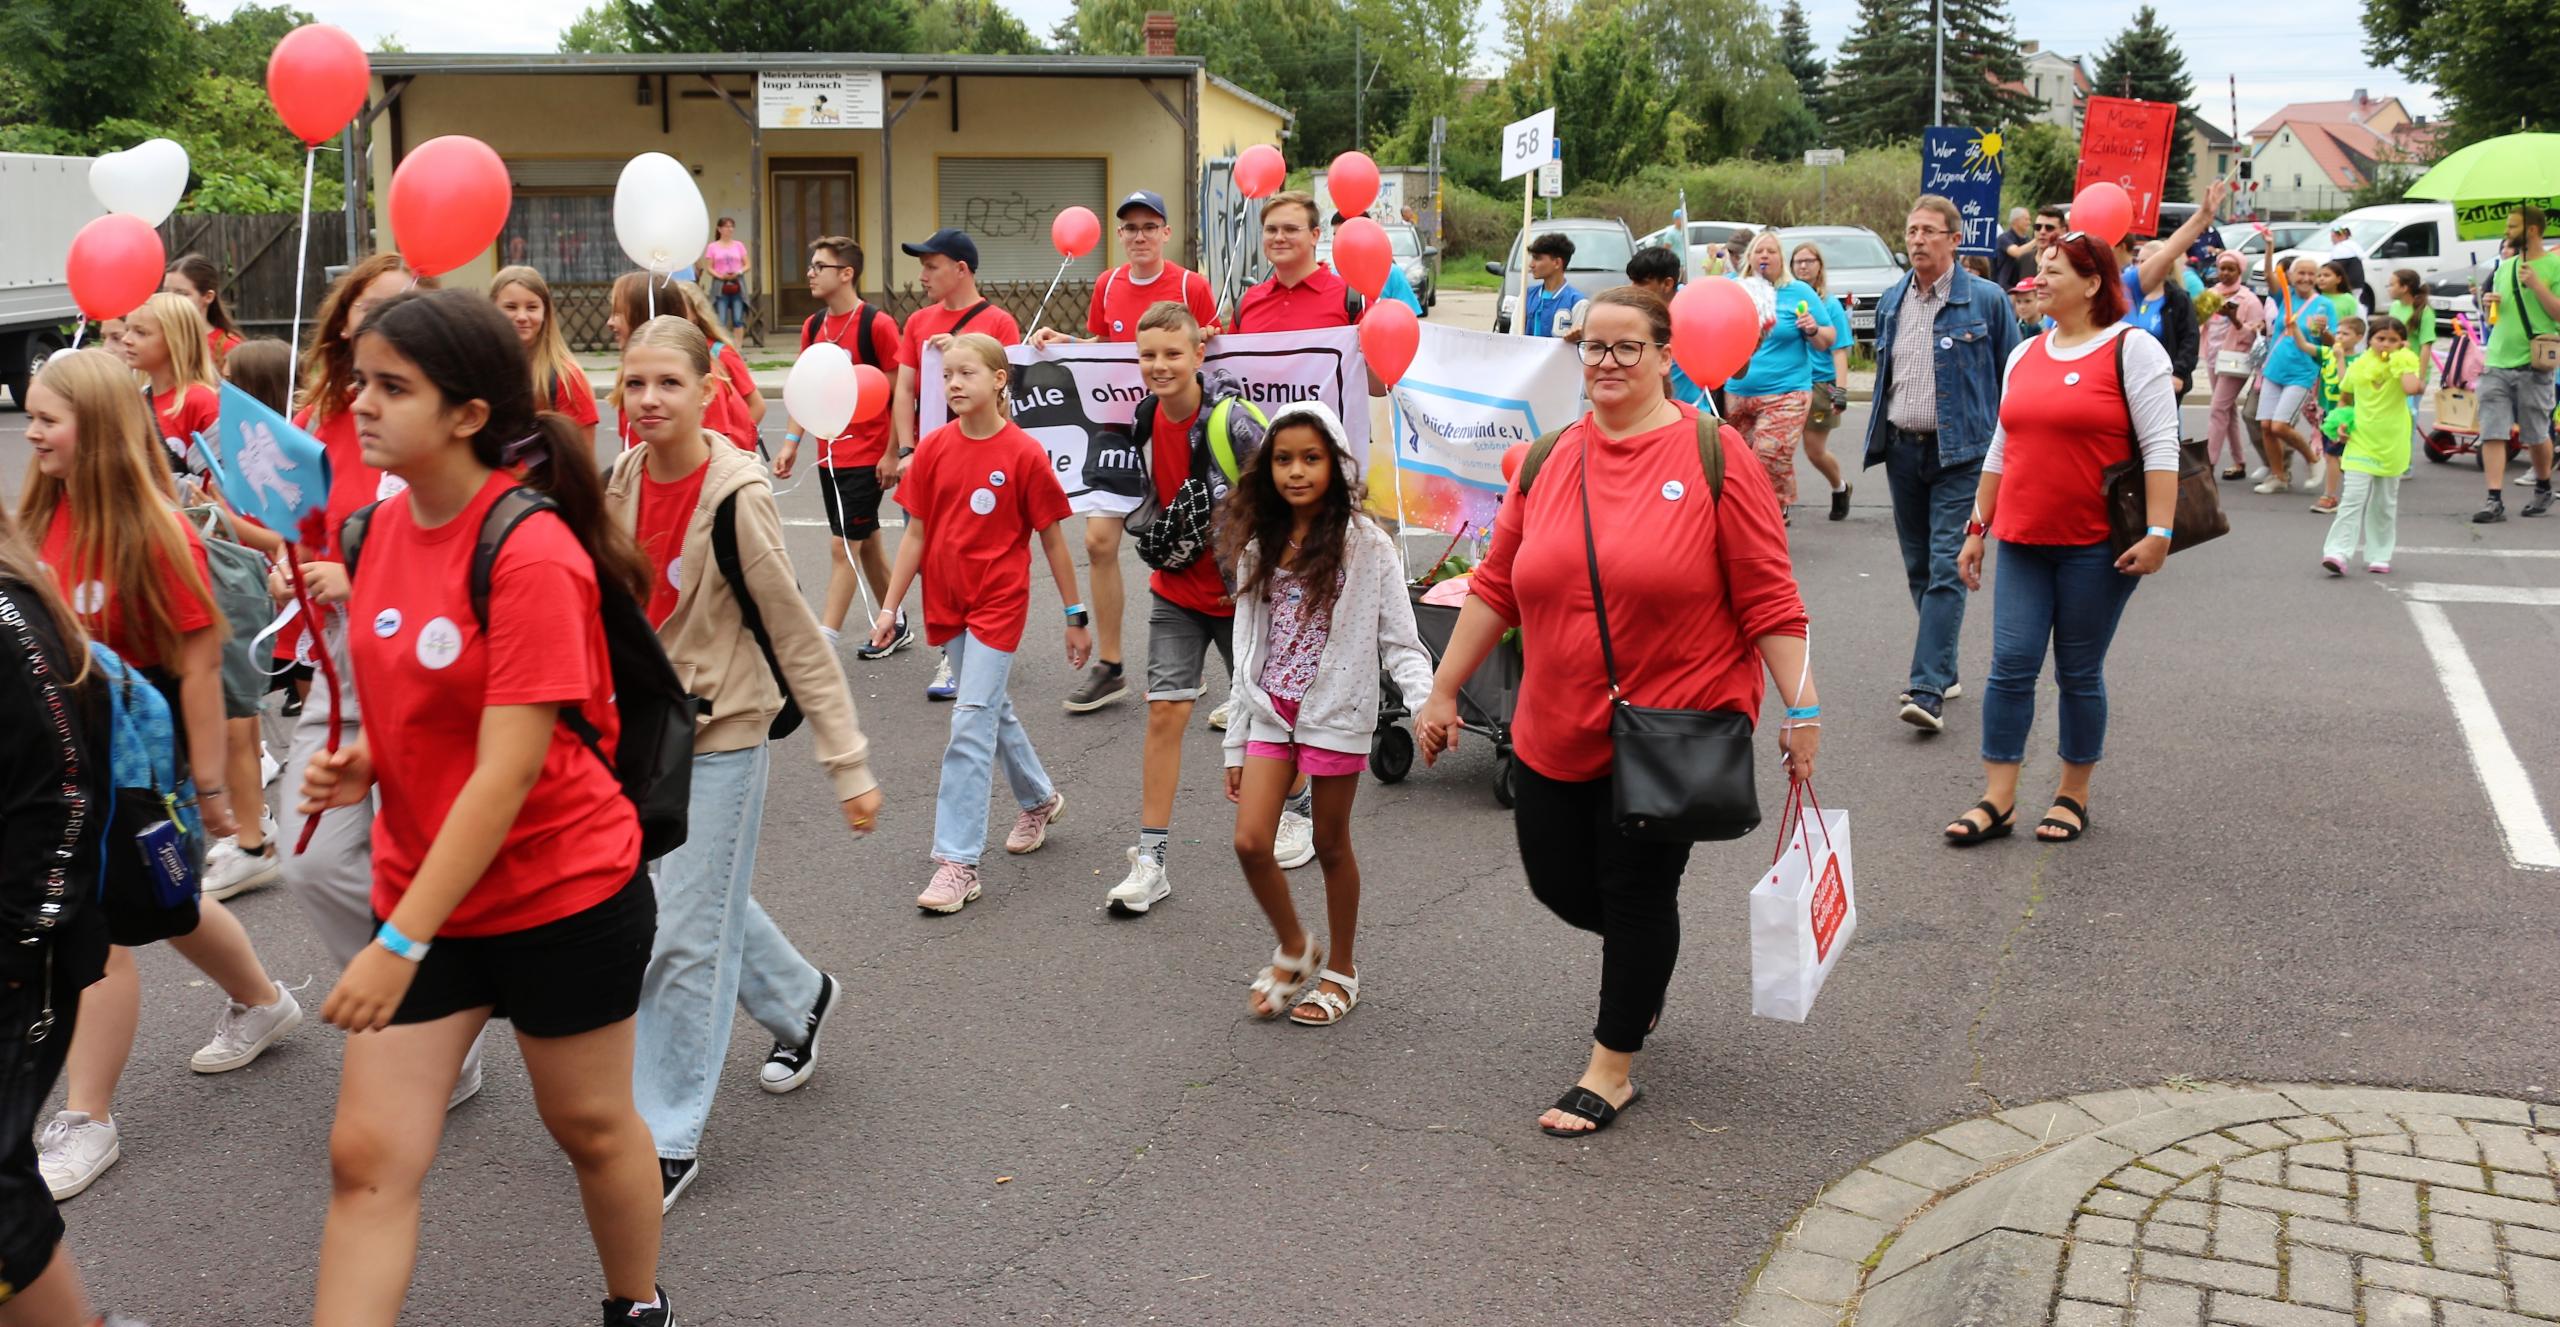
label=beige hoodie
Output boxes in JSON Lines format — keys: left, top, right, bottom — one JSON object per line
{"left": 606, "top": 436, "right": 877, "bottom": 802}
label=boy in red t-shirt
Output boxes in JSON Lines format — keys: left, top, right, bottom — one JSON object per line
{"left": 777, "top": 236, "right": 910, "bottom": 658}
{"left": 869, "top": 333, "right": 1089, "bottom": 914}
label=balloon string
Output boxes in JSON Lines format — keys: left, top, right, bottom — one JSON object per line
{"left": 286, "top": 147, "right": 315, "bottom": 413}
{"left": 68, "top": 323, "right": 85, "bottom": 352}
{"left": 1028, "top": 254, "right": 1072, "bottom": 338}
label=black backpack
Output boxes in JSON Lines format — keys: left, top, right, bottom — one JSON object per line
{"left": 710, "top": 491, "right": 801, "bottom": 741}
{"left": 1515, "top": 413, "right": 1730, "bottom": 502}
{"left": 802, "top": 302, "right": 890, "bottom": 369}
{"left": 341, "top": 487, "right": 696, "bottom": 862}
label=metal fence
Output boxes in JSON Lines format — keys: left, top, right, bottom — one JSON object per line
{"left": 552, "top": 278, "right": 1103, "bottom": 353}
{"left": 157, "top": 214, "right": 349, "bottom": 340}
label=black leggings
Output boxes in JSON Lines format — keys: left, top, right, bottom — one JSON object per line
{"left": 1512, "top": 762, "right": 1694, "bottom": 1054}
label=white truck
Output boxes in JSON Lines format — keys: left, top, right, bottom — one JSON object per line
{"left": 2267, "top": 202, "right": 2504, "bottom": 308}
{"left": 0, "top": 153, "right": 108, "bottom": 408}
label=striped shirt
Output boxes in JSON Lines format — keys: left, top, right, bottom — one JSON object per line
{"left": 1886, "top": 267, "right": 1955, "bottom": 433}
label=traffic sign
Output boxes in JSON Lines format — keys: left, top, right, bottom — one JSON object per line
{"left": 1804, "top": 148, "right": 1846, "bottom": 168}
{"left": 1537, "top": 160, "right": 1563, "bottom": 199}
{"left": 1500, "top": 108, "right": 1555, "bottom": 182}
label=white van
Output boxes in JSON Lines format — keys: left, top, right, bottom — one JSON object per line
{"left": 2269, "top": 203, "right": 2504, "bottom": 306}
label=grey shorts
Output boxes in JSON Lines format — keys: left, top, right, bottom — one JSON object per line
{"left": 1144, "top": 593, "right": 1233, "bottom": 703}
{"left": 2255, "top": 380, "right": 2310, "bottom": 424}
{"left": 2478, "top": 365, "right": 2557, "bottom": 446}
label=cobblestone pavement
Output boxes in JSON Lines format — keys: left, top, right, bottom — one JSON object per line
{"left": 1742, "top": 1084, "right": 2560, "bottom": 1327}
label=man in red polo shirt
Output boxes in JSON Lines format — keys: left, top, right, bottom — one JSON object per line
{"left": 1231, "top": 191, "right": 1363, "bottom": 334}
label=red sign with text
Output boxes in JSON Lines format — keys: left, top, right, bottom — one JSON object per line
{"left": 2076, "top": 95, "right": 2179, "bottom": 236}
{"left": 1810, "top": 855, "right": 1847, "bottom": 961}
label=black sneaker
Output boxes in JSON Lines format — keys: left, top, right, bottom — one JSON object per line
{"left": 602, "top": 1287, "right": 673, "bottom": 1325}
{"left": 1899, "top": 692, "right": 1946, "bottom": 732}
{"left": 658, "top": 1158, "right": 699, "bottom": 1214}
{"left": 1829, "top": 486, "right": 1852, "bottom": 521}
{"left": 758, "top": 973, "right": 838, "bottom": 1095}
{"left": 2475, "top": 497, "right": 2509, "bottom": 524}
{"left": 855, "top": 614, "right": 913, "bottom": 660}
{"left": 2526, "top": 488, "right": 2554, "bottom": 517}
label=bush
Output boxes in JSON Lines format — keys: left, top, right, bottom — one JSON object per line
{"left": 1439, "top": 146, "right": 1925, "bottom": 257}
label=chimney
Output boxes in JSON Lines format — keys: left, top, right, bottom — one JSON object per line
{"left": 2022, "top": 40, "right": 2040, "bottom": 54}
{"left": 1144, "top": 10, "right": 1177, "bottom": 57}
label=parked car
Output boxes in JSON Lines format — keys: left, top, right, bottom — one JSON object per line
{"left": 2262, "top": 204, "right": 2505, "bottom": 306}
{"left": 1634, "top": 219, "right": 1757, "bottom": 278}
{"left": 1774, "top": 225, "right": 1904, "bottom": 344}
{"left": 2426, "top": 262, "right": 2491, "bottom": 331}
{"left": 1489, "top": 218, "right": 1639, "bottom": 334}
{"left": 1314, "top": 220, "right": 1438, "bottom": 311}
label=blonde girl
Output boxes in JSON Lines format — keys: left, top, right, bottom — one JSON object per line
{"left": 490, "top": 264, "right": 602, "bottom": 431}
{"left": 607, "top": 273, "right": 760, "bottom": 448}
{"left": 123, "top": 293, "right": 222, "bottom": 469}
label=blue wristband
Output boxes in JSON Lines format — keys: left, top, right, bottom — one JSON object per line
{"left": 1785, "top": 705, "right": 1821, "bottom": 720}
{"left": 1063, "top": 603, "right": 1087, "bottom": 619}
{"left": 375, "top": 920, "right": 429, "bottom": 961}
{"left": 2146, "top": 525, "right": 2173, "bottom": 543}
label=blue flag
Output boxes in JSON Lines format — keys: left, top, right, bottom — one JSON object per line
{"left": 203, "top": 382, "right": 330, "bottom": 540}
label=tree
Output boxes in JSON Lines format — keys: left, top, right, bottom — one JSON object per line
{"left": 0, "top": 0, "right": 193, "bottom": 131}
{"left": 1827, "top": 0, "right": 1929, "bottom": 143}
{"left": 2002, "top": 120, "right": 2078, "bottom": 210}
{"left": 1938, "top": 0, "right": 2039, "bottom": 133}
{"left": 914, "top": 0, "right": 1044, "bottom": 54}
{"left": 622, "top": 0, "right": 919, "bottom": 55}
{"left": 2089, "top": 5, "right": 2200, "bottom": 200}
{"left": 192, "top": 4, "right": 314, "bottom": 85}
{"left": 1532, "top": 10, "right": 1671, "bottom": 185}
{"left": 1778, "top": 0, "right": 1825, "bottom": 122}
{"left": 2364, "top": 0, "right": 2549, "bottom": 151}
{"left": 1613, "top": 0, "right": 1802, "bottom": 163}
{"left": 559, "top": 3, "right": 634, "bottom": 52}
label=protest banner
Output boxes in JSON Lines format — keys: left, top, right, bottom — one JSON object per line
{"left": 1922, "top": 127, "right": 2005, "bottom": 256}
{"left": 2076, "top": 96, "right": 2179, "bottom": 236}
{"left": 920, "top": 327, "right": 1370, "bottom": 515}
{"left": 1378, "top": 322, "right": 1582, "bottom": 536}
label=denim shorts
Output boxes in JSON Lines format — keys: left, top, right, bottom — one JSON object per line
{"left": 1144, "top": 593, "right": 1233, "bottom": 702}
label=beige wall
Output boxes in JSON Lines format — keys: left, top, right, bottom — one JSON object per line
{"left": 369, "top": 69, "right": 1288, "bottom": 293}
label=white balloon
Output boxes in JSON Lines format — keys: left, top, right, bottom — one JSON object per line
{"left": 784, "top": 343, "right": 859, "bottom": 440}
{"left": 90, "top": 138, "right": 190, "bottom": 226}
{"left": 613, "top": 152, "right": 709, "bottom": 275}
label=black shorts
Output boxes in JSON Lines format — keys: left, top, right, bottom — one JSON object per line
{"left": 819, "top": 464, "right": 884, "bottom": 540}
{"left": 387, "top": 869, "right": 654, "bottom": 1038}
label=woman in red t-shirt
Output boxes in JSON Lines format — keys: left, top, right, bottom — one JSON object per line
{"left": 492, "top": 264, "right": 602, "bottom": 433}
{"left": 607, "top": 272, "right": 763, "bottom": 451}
{"left": 18, "top": 349, "right": 303, "bottom": 1203}
{"left": 1946, "top": 233, "right": 2180, "bottom": 846}
{"left": 164, "top": 253, "right": 245, "bottom": 372}
{"left": 1416, "top": 288, "right": 1820, "bottom": 1140}
{"left": 294, "top": 289, "right": 672, "bottom": 1323}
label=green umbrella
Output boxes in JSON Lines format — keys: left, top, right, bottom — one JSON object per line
{"left": 2405, "top": 132, "right": 2560, "bottom": 240}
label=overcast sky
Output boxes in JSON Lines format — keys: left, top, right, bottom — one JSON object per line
{"left": 190, "top": 0, "right": 2432, "bottom": 139}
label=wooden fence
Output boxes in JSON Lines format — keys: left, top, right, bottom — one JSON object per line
{"left": 157, "top": 214, "right": 349, "bottom": 339}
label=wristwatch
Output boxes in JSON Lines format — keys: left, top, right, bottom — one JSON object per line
{"left": 1064, "top": 604, "right": 1092, "bottom": 629}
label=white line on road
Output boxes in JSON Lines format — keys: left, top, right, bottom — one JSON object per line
{"left": 2405, "top": 583, "right": 2560, "bottom": 605}
{"left": 2397, "top": 547, "right": 2560, "bottom": 559}
{"left": 2404, "top": 600, "right": 2560, "bottom": 872}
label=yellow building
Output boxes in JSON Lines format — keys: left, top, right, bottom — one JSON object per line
{"left": 356, "top": 52, "right": 1290, "bottom": 341}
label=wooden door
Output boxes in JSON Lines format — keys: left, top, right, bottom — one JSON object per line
{"left": 770, "top": 161, "right": 857, "bottom": 331}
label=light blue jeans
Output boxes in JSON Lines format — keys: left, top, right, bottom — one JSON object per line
{"left": 635, "top": 743, "right": 825, "bottom": 1161}
{"left": 933, "top": 631, "right": 1055, "bottom": 866}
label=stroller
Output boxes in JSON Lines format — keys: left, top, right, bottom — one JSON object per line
{"left": 2423, "top": 319, "right": 2510, "bottom": 466}
{"left": 1370, "top": 581, "right": 1526, "bottom": 806}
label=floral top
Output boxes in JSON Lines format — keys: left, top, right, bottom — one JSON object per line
{"left": 1256, "top": 565, "right": 1338, "bottom": 705}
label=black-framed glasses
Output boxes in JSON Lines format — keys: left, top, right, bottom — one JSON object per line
{"left": 1576, "top": 339, "right": 1662, "bottom": 367}
{"left": 1118, "top": 222, "right": 1167, "bottom": 236}
{"left": 806, "top": 262, "right": 854, "bottom": 273}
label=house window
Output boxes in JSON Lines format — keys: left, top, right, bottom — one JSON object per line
{"left": 2294, "top": 174, "right": 2302, "bottom": 189}
{"left": 498, "top": 194, "right": 620, "bottom": 284}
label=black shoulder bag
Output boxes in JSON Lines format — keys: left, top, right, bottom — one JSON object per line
{"left": 1575, "top": 427, "right": 1762, "bottom": 843}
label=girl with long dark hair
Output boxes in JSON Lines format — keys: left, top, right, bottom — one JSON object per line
{"left": 164, "top": 252, "right": 244, "bottom": 371}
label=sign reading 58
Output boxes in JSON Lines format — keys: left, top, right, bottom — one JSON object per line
{"left": 1500, "top": 108, "right": 1556, "bottom": 183}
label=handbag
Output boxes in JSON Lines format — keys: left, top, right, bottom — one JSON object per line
{"left": 720, "top": 278, "right": 742, "bottom": 298}
{"left": 1575, "top": 427, "right": 1760, "bottom": 843}
{"left": 2099, "top": 332, "right": 2229, "bottom": 558}
{"left": 2502, "top": 257, "right": 2560, "bottom": 372}
{"left": 2213, "top": 349, "right": 2254, "bottom": 378}
{"left": 1749, "top": 781, "right": 1856, "bottom": 1023}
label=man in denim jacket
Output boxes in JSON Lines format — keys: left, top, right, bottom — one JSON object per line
{"left": 1863, "top": 194, "right": 2021, "bottom": 732}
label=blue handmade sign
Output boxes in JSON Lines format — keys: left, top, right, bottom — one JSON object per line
{"left": 1923, "top": 126, "right": 2006, "bottom": 257}
{"left": 201, "top": 382, "right": 329, "bottom": 538}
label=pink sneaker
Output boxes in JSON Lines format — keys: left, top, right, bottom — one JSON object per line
{"left": 2320, "top": 555, "right": 2345, "bottom": 577}
{"left": 1005, "top": 791, "right": 1065, "bottom": 855}
{"left": 916, "top": 860, "right": 982, "bottom": 914}
{"left": 2367, "top": 562, "right": 2392, "bottom": 575}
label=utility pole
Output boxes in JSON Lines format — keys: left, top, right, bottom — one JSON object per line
{"left": 1353, "top": 27, "right": 1364, "bottom": 148}
{"left": 1932, "top": 0, "right": 1945, "bottom": 127}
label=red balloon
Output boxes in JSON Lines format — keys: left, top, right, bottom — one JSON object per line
{"left": 1333, "top": 217, "right": 1393, "bottom": 301}
{"left": 1359, "top": 300, "right": 1421, "bottom": 388}
{"left": 1500, "top": 443, "right": 1530, "bottom": 484}
{"left": 1329, "top": 151, "right": 1381, "bottom": 219}
{"left": 1669, "top": 279, "right": 1760, "bottom": 388}
{"left": 1051, "top": 206, "right": 1101, "bottom": 260}
{"left": 388, "top": 137, "right": 511, "bottom": 278}
{"left": 66, "top": 214, "right": 167, "bottom": 322}
{"left": 1235, "top": 144, "right": 1285, "bottom": 200}
{"left": 852, "top": 363, "right": 890, "bottom": 423}
{"left": 267, "top": 24, "right": 371, "bottom": 147}
{"left": 2070, "top": 182, "right": 2135, "bottom": 248}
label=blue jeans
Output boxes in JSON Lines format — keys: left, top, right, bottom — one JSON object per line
{"left": 712, "top": 289, "right": 749, "bottom": 332}
{"left": 1980, "top": 541, "right": 2141, "bottom": 766}
{"left": 1883, "top": 427, "right": 1979, "bottom": 699}
{"left": 634, "top": 743, "right": 825, "bottom": 1160}
{"left": 933, "top": 631, "right": 1056, "bottom": 866}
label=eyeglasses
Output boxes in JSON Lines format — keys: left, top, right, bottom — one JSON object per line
{"left": 1119, "top": 223, "right": 1166, "bottom": 236}
{"left": 2033, "top": 223, "right": 2061, "bottom": 233}
{"left": 1576, "top": 339, "right": 1662, "bottom": 367}
{"left": 806, "top": 262, "right": 853, "bottom": 273}
{"left": 1906, "top": 224, "right": 1952, "bottom": 238}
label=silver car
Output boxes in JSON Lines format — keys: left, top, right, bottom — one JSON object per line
{"left": 1775, "top": 226, "right": 1905, "bottom": 345}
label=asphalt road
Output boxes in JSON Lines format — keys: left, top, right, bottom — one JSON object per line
{"left": 7, "top": 328, "right": 2560, "bottom": 1324}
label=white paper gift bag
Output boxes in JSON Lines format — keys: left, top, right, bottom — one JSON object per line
{"left": 1749, "top": 786, "right": 1855, "bottom": 1023}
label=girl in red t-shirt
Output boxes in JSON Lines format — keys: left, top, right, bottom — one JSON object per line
{"left": 19, "top": 349, "right": 304, "bottom": 1203}
{"left": 492, "top": 264, "right": 602, "bottom": 432}
{"left": 125, "top": 293, "right": 222, "bottom": 474}
{"left": 869, "top": 333, "right": 1089, "bottom": 914}
{"left": 164, "top": 252, "right": 245, "bottom": 372}
{"left": 294, "top": 289, "right": 671, "bottom": 1324}
{"left": 607, "top": 272, "right": 763, "bottom": 451}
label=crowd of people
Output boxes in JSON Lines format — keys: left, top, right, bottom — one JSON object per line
{"left": 4, "top": 166, "right": 2556, "bottom": 1324}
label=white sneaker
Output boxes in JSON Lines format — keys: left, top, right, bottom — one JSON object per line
{"left": 448, "top": 1063, "right": 484, "bottom": 1110}
{"left": 190, "top": 985, "right": 302, "bottom": 1073}
{"left": 259, "top": 748, "right": 280, "bottom": 791}
{"left": 2298, "top": 462, "right": 2325, "bottom": 493}
{"left": 1207, "top": 701, "right": 1232, "bottom": 731}
{"left": 2253, "top": 478, "right": 2285, "bottom": 495}
{"left": 1106, "top": 847, "right": 1171, "bottom": 916}
{"left": 37, "top": 1111, "right": 119, "bottom": 1200}
{"left": 2249, "top": 465, "right": 2270, "bottom": 481}
{"left": 1275, "top": 810, "right": 1316, "bottom": 869}
{"left": 200, "top": 835, "right": 281, "bottom": 901}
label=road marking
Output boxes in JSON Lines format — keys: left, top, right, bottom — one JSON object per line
{"left": 2405, "top": 583, "right": 2560, "bottom": 605}
{"left": 2398, "top": 547, "right": 2560, "bottom": 559}
{"left": 2405, "top": 600, "right": 2560, "bottom": 871}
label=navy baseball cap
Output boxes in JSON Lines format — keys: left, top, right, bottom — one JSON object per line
{"left": 1115, "top": 190, "right": 1169, "bottom": 221}
{"left": 900, "top": 228, "right": 980, "bottom": 270}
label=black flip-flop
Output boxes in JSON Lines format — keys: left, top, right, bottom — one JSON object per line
{"left": 2038, "top": 795, "right": 2090, "bottom": 842}
{"left": 1944, "top": 800, "right": 2015, "bottom": 846}
{"left": 1542, "top": 1083, "right": 1642, "bottom": 1138}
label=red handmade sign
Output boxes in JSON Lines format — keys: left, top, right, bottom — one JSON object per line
{"left": 2076, "top": 95, "right": 2179, "bottom": 236}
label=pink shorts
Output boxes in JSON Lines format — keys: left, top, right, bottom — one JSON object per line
{"left": 1244, "top": 696, "right": 1369, "bottom": 777}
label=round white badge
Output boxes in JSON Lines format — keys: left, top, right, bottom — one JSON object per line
{"left": 372, "top": 608, "right": 403, "bottom": 638}
{"left": 666, "top": 556, "right": 683, "bottom": 589}
{"left": 376, "top": 473, "right": 409, "bottom": 501}
{"left": 988, "top": 469, "right": 1007, "bottom": 487}
{"left": 969, "top": 487, "right": 997, "bottom": 516}
{"left": 71, "top": 580, "right": 105, "bottom": 615}
{"left": 1939, "top": 336, "right": 1954, "bottom": 350}
{"left": 1662, "top": 479, "right": 1686, "bottom": 502}
{"left": 415, "top": 616, "right": 463, "bottom": 670}
{"left": 2064, "top": 371, "right": 2082, "bottom": 386}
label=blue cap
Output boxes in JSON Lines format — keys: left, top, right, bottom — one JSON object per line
{"left": 1115, "top": 190, "right": 1169, "bottom": 221}
{"left": 900, "top": 228, "right": 980, "bottom": 271}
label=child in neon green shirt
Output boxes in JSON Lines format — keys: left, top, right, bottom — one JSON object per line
{"left": 2303, "top": 314, "right": 2363, "bottom": 513}
{"left": 2321, "top": 316, "right": 2424, "bottom": 575}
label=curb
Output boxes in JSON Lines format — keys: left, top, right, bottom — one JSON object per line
{"left": 1734, "top": 1082, "right": 2560, "bottom": 1326}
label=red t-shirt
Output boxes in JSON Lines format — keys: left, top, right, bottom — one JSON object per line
{"left": 1469, "top": 408, "right": 1809, "bottom": 783}
{"left": 549, "top": 363, "right": 601, "bottom": 430}
{"left": 902, "top": 299, "right": 1024, "bottom": 378}
{"left": 347, "top": 471, "right": 638, "bottom": 938}
{"left": 636, "top": 456, "right": 709, "bottom": 628}
{"left": 39, "top": 503, "right": 216, "bottom": 671}
{"left": 154, "top": 383, "right": 220, "bottom": 463}
{"left": 802, "top": 304, "right": 905, "bottom": 467}
{"left": 1233, "top": 264, "right": 1356, "bottom": 335}
{"left": 1147, "top": 402, "right": 1229, "bottom": 616}
{"left": 206, "top": 327, "right": 242, "bottom": 370}
{"left": 901, "top": 421, "right": 1072, "bottom": 652}
{"left": 1991, "top": 336, "right": 2132, "bottom": 547}
{"left": 1088, "top": 263, "right": 1220, "bottom": 342}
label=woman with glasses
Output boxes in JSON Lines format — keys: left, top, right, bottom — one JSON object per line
{"left": 1723, "top": 233, "right": 1828, "bottom": 520}
{"left": 1943, "top": 233, "right": 2180, "bottom": 847}
{"left": 1791, "top": 242, "right": 1857, "bottom": 520}
{"left": 1416, "top": 287, "right": 1817, "bottom": 1139}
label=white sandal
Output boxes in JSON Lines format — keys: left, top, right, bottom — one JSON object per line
{"left": 1248, "top": 941, "right": 1322, "bottom": 1020}
{"left": 1289, "top": 968, "right": 1359, "bottom": 1026}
